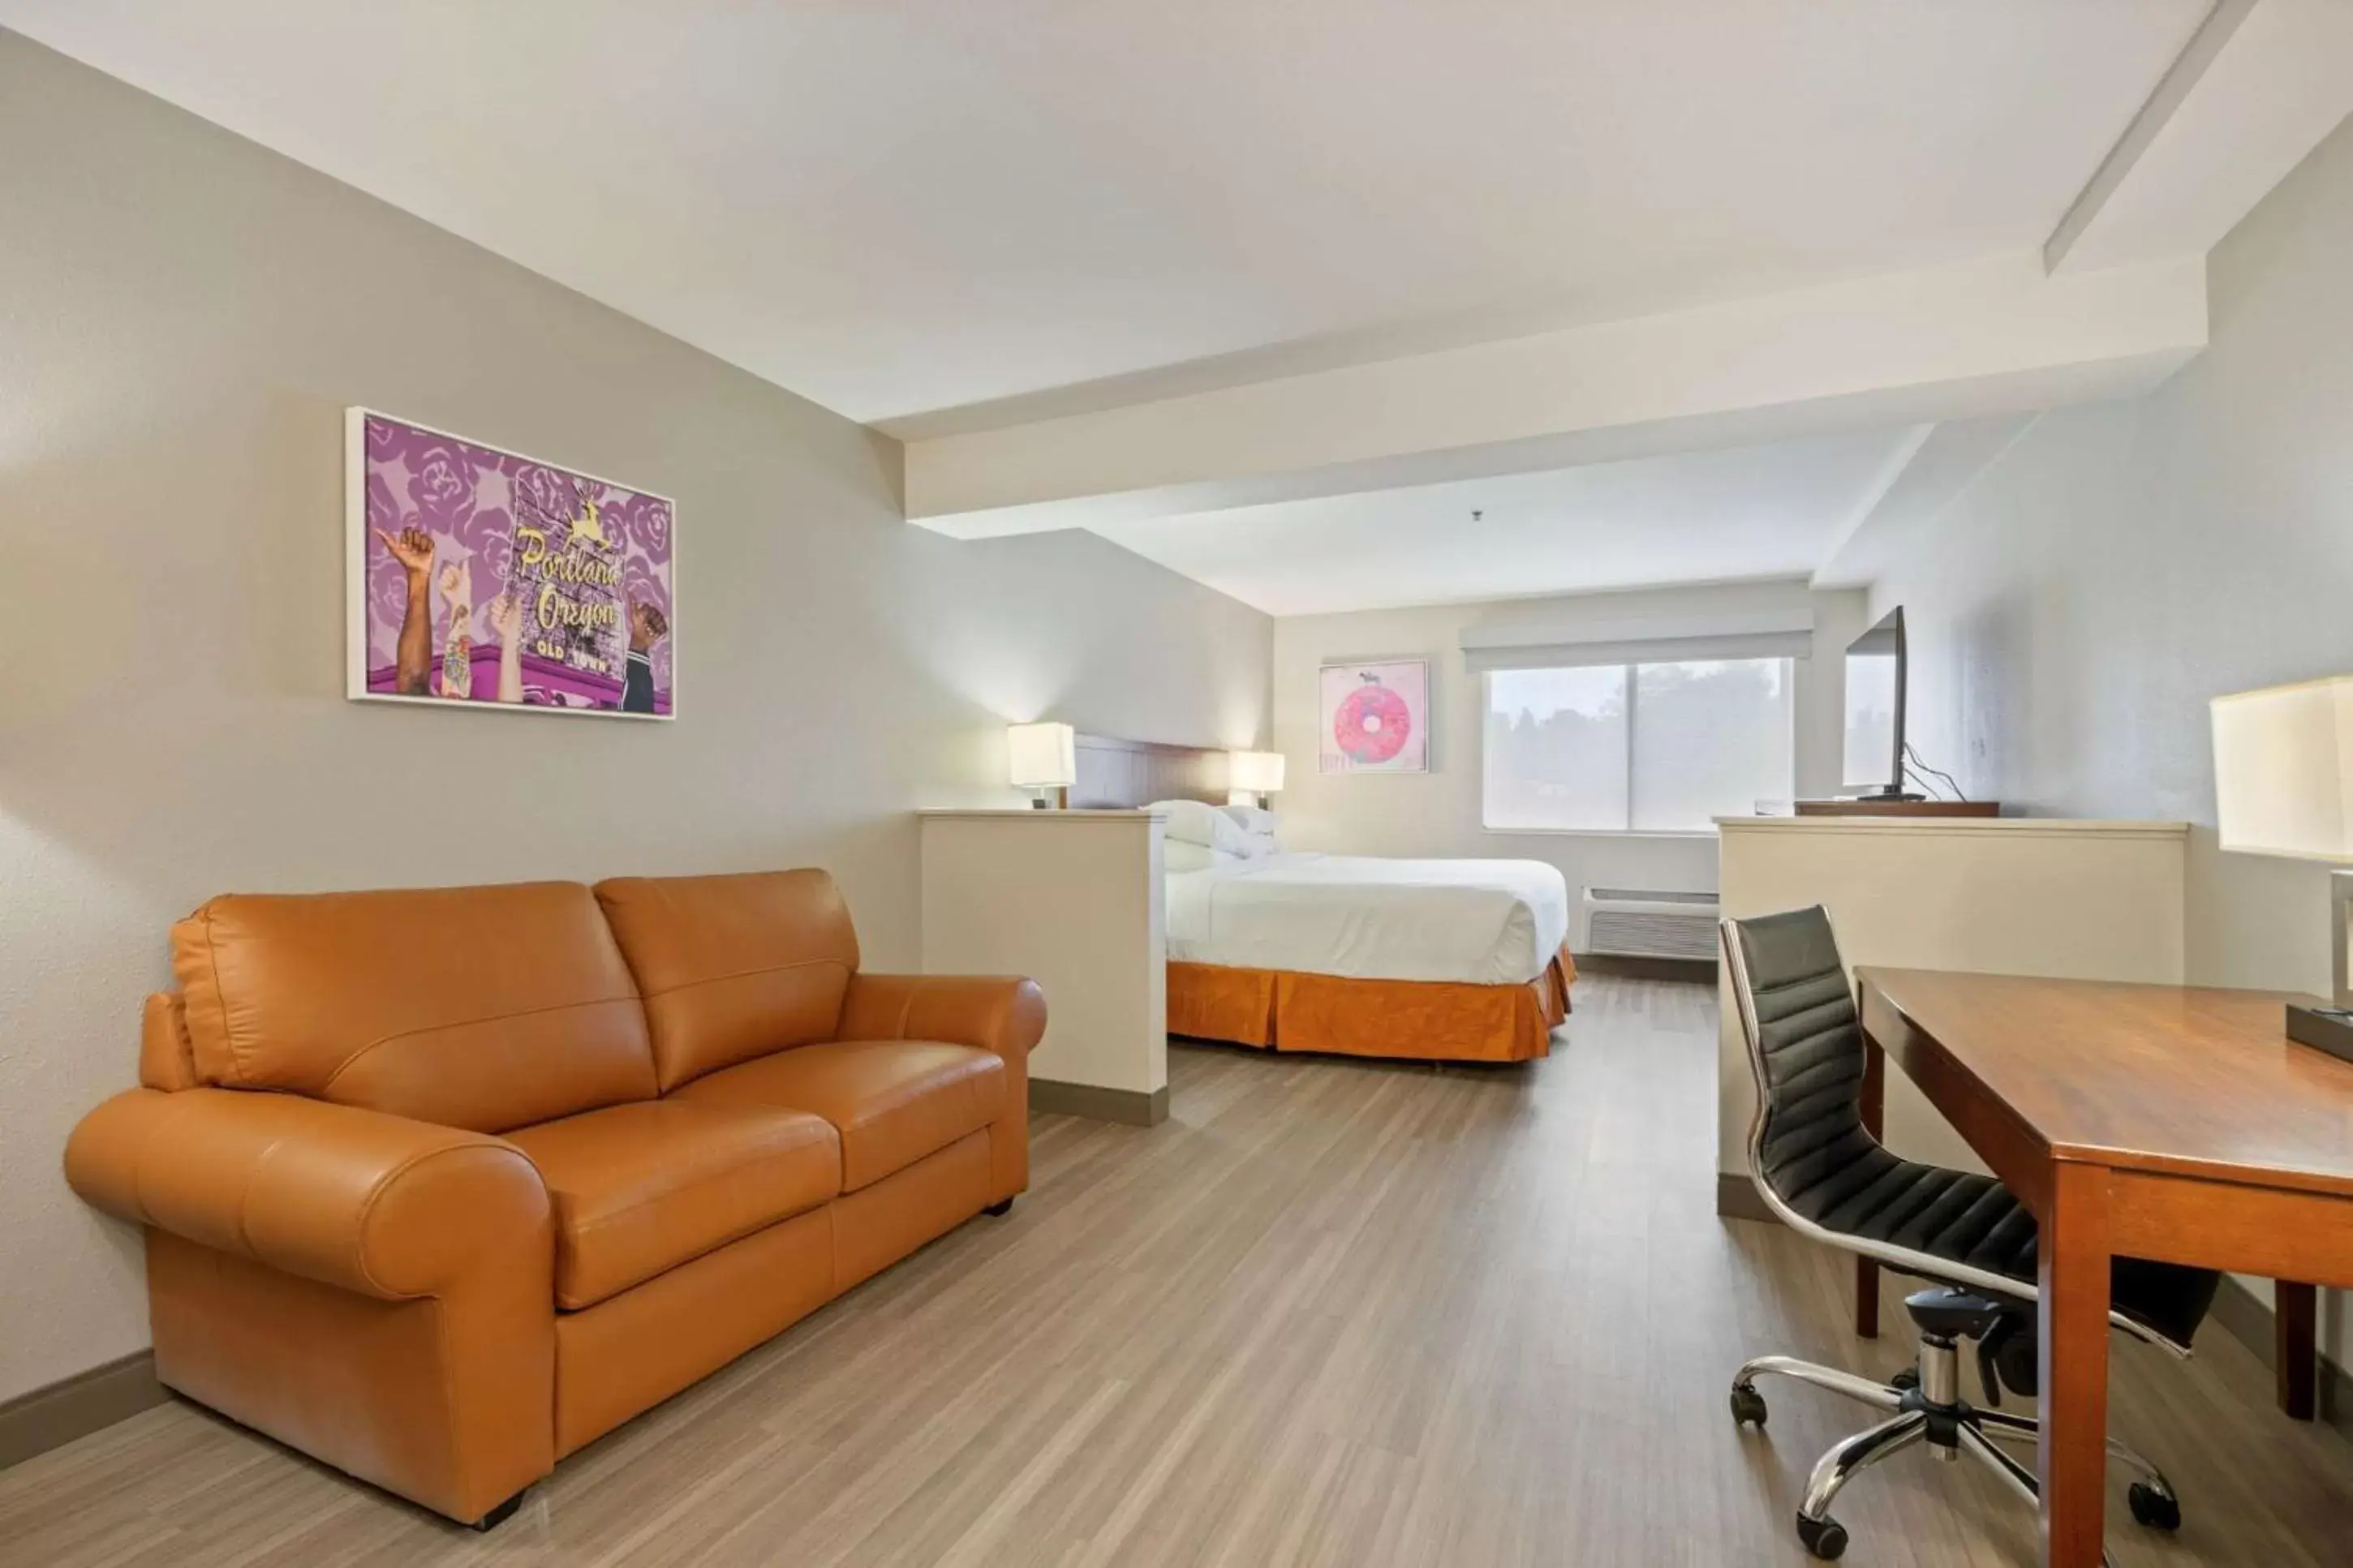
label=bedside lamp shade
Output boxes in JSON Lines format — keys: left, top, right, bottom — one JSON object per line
{"left": 1008, "top": 721, "right": 1078, "bottom": 801}
{"left": 1228, "top": 750, "right": 1286, "bottom": 795}
{"left": 2211, "top": 676, "right": 2353, "bottom": 861}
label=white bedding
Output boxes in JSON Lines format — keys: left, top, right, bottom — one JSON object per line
{"left": 1164, "top": 853, "right": 1569, "bottom": 986}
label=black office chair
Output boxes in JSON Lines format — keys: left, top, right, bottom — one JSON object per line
{"left": 1721, "top": 907, "right": 2221, "bottom": 1562}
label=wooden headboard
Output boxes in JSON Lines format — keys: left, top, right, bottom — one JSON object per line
{"left": 1071, "top": 733, "right": 1228, "bottom": 810}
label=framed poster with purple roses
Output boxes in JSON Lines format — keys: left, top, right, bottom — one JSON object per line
{"left": 345, "top": 409, "right": 675, "bottom": 719}
{"left": 1318, "top": 658, "right": 1429, "bottom": 774}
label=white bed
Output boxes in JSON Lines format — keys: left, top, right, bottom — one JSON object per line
{"left": 1164, "top": 852, "right": 1570, "bottom": 986}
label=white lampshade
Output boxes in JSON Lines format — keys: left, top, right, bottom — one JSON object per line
{"left": 1228, "top": 750, "right": 1286, "bottom": 794}
{"left": 2211, "top": 676, "right": 2353, "bottom": 861}
{"left": 1007, "top": 721, "right": 1078, "bottom": 789}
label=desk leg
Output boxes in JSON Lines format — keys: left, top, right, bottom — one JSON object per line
{"left": 2038, "top": 1162, "right": 2111, "bottom": 1568}
{"left": 2278, "top": 1282, "right": 2318, "bottom": 1421}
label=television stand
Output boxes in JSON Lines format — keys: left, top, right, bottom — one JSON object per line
{"left": 1794, "top": 798, "right": 2001, "bottom": 818}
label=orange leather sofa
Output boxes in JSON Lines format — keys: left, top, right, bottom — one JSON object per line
{"left": 62, "top": 869, "right": 1043, "bottom": 1528}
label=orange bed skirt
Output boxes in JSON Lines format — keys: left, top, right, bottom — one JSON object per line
{"left": 1167, "top": 946, "right": 1576, "bottom": 1064}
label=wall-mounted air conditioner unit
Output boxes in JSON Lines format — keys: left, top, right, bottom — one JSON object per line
{"left": 1575, "top": 887, "right": 1720, "bottom": 960}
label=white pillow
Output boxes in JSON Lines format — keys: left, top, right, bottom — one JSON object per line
{"left": 1151, "top": 799, "right": 1254, "bottom": 856}
{"left": 1164, "top": 840, "right": 1242, "bottom": 874}
{"left": 1220, "top": 805, "right": 1280, "bottom": 857}
{"left": 1220, "top": 804, "right": 1280, "bottom": 837}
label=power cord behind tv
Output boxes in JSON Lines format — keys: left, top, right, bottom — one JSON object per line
{"left": 1903, "top": 742, "right": 1966, "bottom": 803}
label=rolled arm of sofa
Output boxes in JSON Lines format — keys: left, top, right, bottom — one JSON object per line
{"left": 837, "top": 973, "right": 1046, "bottom": 1060}
{"left": 65, "top": 1087, "right": 548, "bottom": 1300}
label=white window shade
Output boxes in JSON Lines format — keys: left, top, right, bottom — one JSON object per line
{"left": 1483, "top": 657, "right": 1794, "bottom": 833}
{"left": 1460, "top": 606, "right": 1814, "bottom": 673}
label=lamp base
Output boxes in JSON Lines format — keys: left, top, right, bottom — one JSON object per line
{"left": 2286, "top": 1003, "right": 2353, "bottom": 1066}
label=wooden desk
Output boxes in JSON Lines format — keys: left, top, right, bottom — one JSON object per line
{"left": 1857, "top": 969, "right": 2353, "bottom": 1568}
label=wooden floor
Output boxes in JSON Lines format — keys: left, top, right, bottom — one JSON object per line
{"left": 5, "top": 975, "right": 2350, "bottom": 1566}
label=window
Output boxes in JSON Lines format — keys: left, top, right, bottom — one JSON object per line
{"left": 1482, "top": 658, "right": 1794, "bottom": 833}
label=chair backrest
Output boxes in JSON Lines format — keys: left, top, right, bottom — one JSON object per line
{"left": 1720, "top": 905, "right": 1878, "bottom": 1219}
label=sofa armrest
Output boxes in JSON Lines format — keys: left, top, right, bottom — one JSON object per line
{"left": 65, "top": 1088, "right": 548, "bottom": 1300}
{"left": 837, "top": 973, "right": 1046, "bottom": 1061}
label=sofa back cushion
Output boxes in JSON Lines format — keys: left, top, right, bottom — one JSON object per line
{"left": 594, "top": 869, "right": 861, "bottom": 1092}
{"left": 173, "top": 881, "right": 658, "bottom": 1133}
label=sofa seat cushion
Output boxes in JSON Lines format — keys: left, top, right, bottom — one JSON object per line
{"left": 673, "top": 1041, "right": 1004, "bottom": 1192}
{"left": 506, "top": 1100, "right": 840, "bottom": 1309}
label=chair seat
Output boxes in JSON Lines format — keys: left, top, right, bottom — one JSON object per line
{"left": 675, "top": 1040, "right": 1004, "bottom": 1192}
{"left": 1779, "top": 1133, "right": 2217, "bottom": 1348}
{"left": 507, "top": 1099, "right": 841, "bottom": 1309}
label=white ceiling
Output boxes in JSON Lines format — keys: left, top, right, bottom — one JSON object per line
{"left": 1094, "top": 426, "right": 1923, "bottom": 616}
{"left": 19, "top": 0, "right": 2337, "bottom": 621}
{"left": 0, "top": 0, "right": 2209, "bottom": 427}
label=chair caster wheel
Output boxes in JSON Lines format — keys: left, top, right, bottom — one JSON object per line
{"left": 1890, "top": 1364, "right": 1920, "bottom": 1393}
{"left": 1729, "top": 1385, "right": 1768, "bottom": 1428}
{"left": 2127, "top": 1481, "right": 2182, "bottom": 1531}
{"left": 983, "top": 1198, "right": 1014, "bottom": 1217}
{"left": 1796, "top": 1514, "right": 1848, "bottom": 1560}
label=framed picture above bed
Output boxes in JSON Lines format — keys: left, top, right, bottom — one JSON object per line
{"left": 1318, "top": 658, "right": 1430, "bottom": 774}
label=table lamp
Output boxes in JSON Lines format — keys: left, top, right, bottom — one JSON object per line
{"left": 1008, "top": 721, "right": 1077, "bottom": 809}
{"left": 2210, "top": 674, "right": 2353, "bottom": 1063}
{"left": 1228, "top": 750, "right": 1285, "bottom": 809}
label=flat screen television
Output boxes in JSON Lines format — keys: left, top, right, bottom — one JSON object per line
{"left": 1841, "top": 607, "right": 1910, "bottom": 797}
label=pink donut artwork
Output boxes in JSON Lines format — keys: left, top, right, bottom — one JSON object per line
{"left": 1318, "top": 659, "right": 1430, "bottom": 773}
{"left": 1334, "top": 676, "right": 1411, "bottom": 764}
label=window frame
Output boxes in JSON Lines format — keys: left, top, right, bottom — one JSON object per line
{"left": 1478, "top": 655, "right": 1796, "bottom": 838}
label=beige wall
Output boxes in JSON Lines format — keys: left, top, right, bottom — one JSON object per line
{"left": 1866, "top": 113, "right": 2353, "bottom": 1367}
{"left": 1271, "top": 582, "right": 1866, "bottom": 903}
{"left": 0, "top": 33, "right": 1271, "bottom": 1403}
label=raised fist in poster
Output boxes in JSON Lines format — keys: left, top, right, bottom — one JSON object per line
{"left": 628, "top": 599, "right": 669, "bottom": 654}
{"left": 375, "top": 525, "right": 437, "bottom": 694}
{"left": 435, "top": 558, "right": 474, "bottom": 700}
{"left": 623, "top": 596, "right": 669, "bottom": 714}
{"left": 487, "top": 590, "right": 527, "bottom": 705}
{"left": 376, "top": 525, "right": 434, "bottom": 577}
